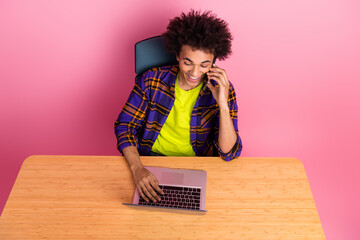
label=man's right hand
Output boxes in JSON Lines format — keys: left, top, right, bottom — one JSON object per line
{"left": 131, "top": 166, "right": 164, "bottom": 202}
{"left": 122, "top": 146, "right": 164, "bottom": 202}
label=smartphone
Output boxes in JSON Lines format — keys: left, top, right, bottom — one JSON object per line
{"left": 204, "top": 58, "right": 217, "bottom": 84}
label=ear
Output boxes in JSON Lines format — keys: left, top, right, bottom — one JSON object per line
{"left": 176, "top": 55, "right": 180, "bottom": 62}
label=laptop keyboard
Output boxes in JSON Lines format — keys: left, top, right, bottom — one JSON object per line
{"left": 138, "top": 185, "right": 201, "bottom": 210}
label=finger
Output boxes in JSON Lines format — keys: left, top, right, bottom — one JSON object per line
{"left": 211, "top": 64, "right": 225, "bottom": 73}
{"left": 209, "top": 66, "right": 228, "bottom": 83}
{"left": 137, "top": 185, "right": 149, "bottom": 202}
{"left": 150, "top": 178, "right": 164, "bottom": 196}
{"left": 150, "top": 175, "right": 164, "bottom": 195}
{"left": 207, "top": 72, "right": 222, "bottom": 80}
{"left": 146, "top": 183, "right": 161, "bottom": 201}
{"left": 207, "top": 72, "right": 228, "bottom": 86}
{"left": 206, "top": 73, "right": 222, "bottom": 86}
{"left": 145, "top": 182, "right": 160, "bottom": 201}
{"left": 140, "top": 182, "right": 157, "bottom": 202}
{"left": 207, "top": 75, "right": 228, "bottom": 91}
{"left": 207, "top": 80, "right": 216, "bottom": 93}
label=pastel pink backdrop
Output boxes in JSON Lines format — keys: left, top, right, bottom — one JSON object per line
{"left": 1, "top": 0, "right": 359, "bottom": 239}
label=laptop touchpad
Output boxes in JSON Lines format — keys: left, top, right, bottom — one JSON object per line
{"left": 161, "top": 172, "right": 184, "bottom": 185}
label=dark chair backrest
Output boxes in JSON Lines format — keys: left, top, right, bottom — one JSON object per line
{"left": 135, "top": 36, "right": 178, "bottom": 81}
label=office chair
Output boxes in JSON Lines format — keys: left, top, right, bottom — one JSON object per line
{"left": 135, "top": 36, "right": 178, "bottom": 81}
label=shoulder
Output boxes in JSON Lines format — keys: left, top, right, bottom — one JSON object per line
{"left": 139, "top": 65, "right": 179, "bottom": 86}
{"left": 147, "top": 65, "right": 179, "bottom": 75}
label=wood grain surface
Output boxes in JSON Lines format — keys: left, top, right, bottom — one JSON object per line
{"left": 0, "top": 155, "right": 325, "bottom": 239}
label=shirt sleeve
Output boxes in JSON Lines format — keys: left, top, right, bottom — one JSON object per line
{"left": 114, "top": 74, "right": 149, "bottom": 154}
{"left": 212, "top": 82, "right": 242, "bottom": 161}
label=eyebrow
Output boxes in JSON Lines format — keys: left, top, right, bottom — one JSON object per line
{"left": 183, "top": 58, "right": 212, "bottom": 64}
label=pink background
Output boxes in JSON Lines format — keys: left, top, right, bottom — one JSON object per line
{"left": 1, "top": 0, "right": 359, "bottom": 239}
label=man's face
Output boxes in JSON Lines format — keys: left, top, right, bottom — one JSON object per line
{"left": 176, "top": 45, "right": 215, "bottom": 91}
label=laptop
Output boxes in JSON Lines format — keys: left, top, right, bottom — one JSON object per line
{"left": 123, "top": 166, "right": 207, "bottom": 212}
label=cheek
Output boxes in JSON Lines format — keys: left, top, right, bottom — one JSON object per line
{"left": 179, "top": 65, "right": 190, "bottom": 74}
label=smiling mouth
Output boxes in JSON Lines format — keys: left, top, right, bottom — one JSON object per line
{"left": 187, "top": 74, "right": 200, "bottom": 83}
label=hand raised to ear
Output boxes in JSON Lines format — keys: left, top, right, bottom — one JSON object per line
{"left": 206, "top": 64, "right": 230, "bottom": 110}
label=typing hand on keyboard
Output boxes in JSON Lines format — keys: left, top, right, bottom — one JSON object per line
{"left": 132, "top": 166, "right": 164, "bottom": 202}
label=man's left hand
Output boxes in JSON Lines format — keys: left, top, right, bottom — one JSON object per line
{"left": 206, "top": 63, "right": 230, "bottom": 110}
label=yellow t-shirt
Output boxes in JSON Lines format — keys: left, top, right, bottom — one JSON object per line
{"left": 151, "top": 74, "right": 203, "bottom": 156}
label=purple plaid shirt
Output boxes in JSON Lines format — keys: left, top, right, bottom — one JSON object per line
{"left": 114, "top": 65, "right": 242, "bottom": 161}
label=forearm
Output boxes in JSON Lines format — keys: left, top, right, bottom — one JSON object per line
{"left": 122, "top": 146, "right": 143, "bottom": 172}
{"left": 122, "top": 146, "right": 163, "bottom": 202}
{"left": 218, "top": 106, "right": 237, "bottom": 153}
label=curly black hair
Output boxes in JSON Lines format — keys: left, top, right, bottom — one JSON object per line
{"left": 162, "top": 10, "right": 233, "bottom": 61}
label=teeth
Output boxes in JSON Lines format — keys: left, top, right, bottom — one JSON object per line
{"left": 189, "top": 75, "right": 198, "bottom": 80}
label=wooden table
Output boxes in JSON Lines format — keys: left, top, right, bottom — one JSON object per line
{"left": 0, "top": 155, "right": 325, "bottom": 239}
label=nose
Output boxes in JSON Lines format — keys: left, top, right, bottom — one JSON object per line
{"left": 190, "top": 66, "right": 200, "bottom": 77}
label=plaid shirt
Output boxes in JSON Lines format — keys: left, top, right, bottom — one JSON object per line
{"left": 114, "top": 65, "right": 242, "bottom": 161}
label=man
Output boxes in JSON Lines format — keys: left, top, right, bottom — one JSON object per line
{"left": 114, "top": 10, "right": 242, "bottom": 203}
